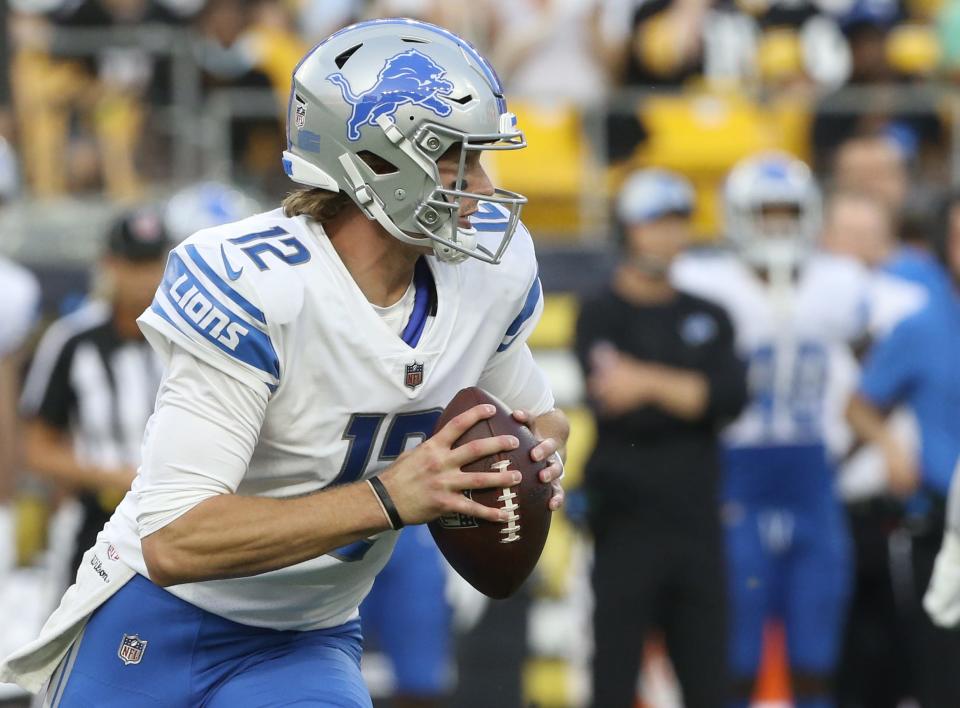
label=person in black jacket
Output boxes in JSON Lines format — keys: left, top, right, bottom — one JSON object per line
{"left": 576, "top": 169, "right": 747, "bottom": 708}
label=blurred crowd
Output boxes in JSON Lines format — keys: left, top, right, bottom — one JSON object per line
{"left": 0, "top": 0, "right": 958, "bottom": 210}
{"left": 3, "top": 2, "right": 960, "bottom": 708}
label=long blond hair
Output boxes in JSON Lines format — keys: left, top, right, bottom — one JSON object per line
{"left": 283, "top": 153, "right": 397, "bottom": 225}
{"left": 281, "top": 188, "right": 353, "bottom": 224}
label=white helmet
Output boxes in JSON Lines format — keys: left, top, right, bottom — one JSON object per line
{"left": 724, "top": 152, "right": 821, "bottom": 270}
{"left": 164, "top": 181, "right": 261, "bottom": 243}
{"left": 282, "top": 18, "right": 527, "bottom": 264}
{"left": 617, "top": 169, "right": 694, "bottom": 226}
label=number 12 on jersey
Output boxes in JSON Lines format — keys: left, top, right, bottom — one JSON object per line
{"left": 335, "top": 409, "right": 443, "bottom": 486}
{"left": 229, "top": 227, "right": 311, "bottom": 271}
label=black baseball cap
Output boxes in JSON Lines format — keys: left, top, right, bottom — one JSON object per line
{"left": 107, "top": 208, "right": 171, "bottom": 262}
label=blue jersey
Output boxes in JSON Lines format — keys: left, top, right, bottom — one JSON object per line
{"left": 883, "top": 245, "right": 951, "bottom": 297}
{"left": 860, "top": 294, "right": 960, "bottom": 496}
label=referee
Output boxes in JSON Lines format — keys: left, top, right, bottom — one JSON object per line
{"left": 20, "top": 209, "right": 170, "bottom": 581}
{"left": 576, "top": 170, "right": 747, "bottom": 708}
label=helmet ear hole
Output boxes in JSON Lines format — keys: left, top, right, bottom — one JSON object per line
{"left": 357, "top": 151, "right": 398, "bottom": 175}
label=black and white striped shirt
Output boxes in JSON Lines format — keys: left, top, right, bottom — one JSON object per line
{"left": 21, "top": 301, "right": 163, "bottom": 572}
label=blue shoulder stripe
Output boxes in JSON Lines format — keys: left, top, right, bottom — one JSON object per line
{"left": 471, "top": 202, "right": 510, "bottom": 232}
{"left": 497, "top": 275, "right": 542, "bottom": 352}
{"left": 184, "top": 244, "right": 266, "bottom": 325}
{"left": 154, "top": 253, "right": 280, "bottom": 380}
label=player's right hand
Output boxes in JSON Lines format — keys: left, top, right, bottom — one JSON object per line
{"left": 378, "top": 403, "right": 521, "bottom": 526}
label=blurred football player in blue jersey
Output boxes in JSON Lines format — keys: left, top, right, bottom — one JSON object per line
{"left": 1, "top": 19, "right": 566, "bottom": 707}
{"left": 858, "top": 189, "right": 960, "bottom": 707}
{"left": 361, "top": 525, "right": 452, "bottom": 708}
{"left": 674, "top": 153, "right": 870, "bottom": 708}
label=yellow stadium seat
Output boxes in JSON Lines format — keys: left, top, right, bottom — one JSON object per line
{"left": 561, "top": 406, "right": 595, "bottom": 489}
{"left": 528, "top": 294, "right": 579, "bottom": 350}
{"left": 887, "top": 24, "right": 941, "bottom": 76}
{"left": 524, "top": 657, "right": 572, "bottom": 708}
{"left": 484, "top": 100, "right": 594, "bottom": 236}
{"left": 757, "top": 28, "right": 804, "bottom": 84}
{"left": 633, "top": 91, "right": 811, "bottom": 237}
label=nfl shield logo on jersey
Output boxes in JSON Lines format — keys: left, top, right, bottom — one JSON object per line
{"left": 117, "top": 634, "right": 147, "bottom": 665}
{"left": 404, "top": 362, "right": 424, "bottom": 390}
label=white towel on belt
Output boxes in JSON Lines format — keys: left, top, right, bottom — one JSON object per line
{"left": 0, "top": 536, "right": 135, "bottom": 693}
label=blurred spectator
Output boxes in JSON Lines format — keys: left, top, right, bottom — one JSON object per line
{"left": 297, "top": 0, "right": 362, "bottom": 44}
{"left": 832, "top": 132, "right": 908, "bottom": 215}
{"left": 576, "top": 169, "right": 747, "bottom": 708}
{"left": 937, "top": 0, "right": 960, "bottom": 81}
{"left": 488, "top": 0, "right": 614, "bottom": 108}
{"left": 831, "top": 131, "right": 949, "bottom": 293}
{"left": 0, "top": 135, "right": 39, "bottom": 576}
{"left": 192, "top": 0, "right": 302, "bottom": 190}
{"left": 674, "top": 153, "right": 869, "bottom": 708}
{"left": 363, "top": 0, "right": 497, "bottom": 48}
{"left": 0, "top": 257, "right": 40, "bottom": 575}
{"left": 621, "top": 0, "right": 710, "bottom": 88}
{"left": 883, "top": 194, "right": 953, "bottom": 300}
{"left": 820, "top": 188, "right": 897, "bottom": 269}
{"left": 822, "top": 189, "right": 924, "bottom": 708}
{"left": 845, "top": 189, "right": 960, "bottom": 708}
{"left": 812, "top": 7, "right": 944, "bottom": 171}
{"left": 8, "top": 0, "right": 189, "bottom": 199}
{"left": 19, "top": 208, "right": 168, "bottom": 588}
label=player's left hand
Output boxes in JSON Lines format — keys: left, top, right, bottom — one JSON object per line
{"left": 512, "top": 409, "right": 565, "bottom": 511}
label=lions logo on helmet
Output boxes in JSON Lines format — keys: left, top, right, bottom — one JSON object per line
{"left": 328, "top": 49, "right": 455, "bottom": 141}
{"left": 281, "top": 18, "right": 526, "bottom": 266}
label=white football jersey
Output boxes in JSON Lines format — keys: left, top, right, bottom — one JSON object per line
{"left": 103, "top": 206, "right": 551, "bottom": 630}
{"left": 672, "top": 250, "right": 870, "bottom": 449}
{"left": 0, "top": 257, "right": 39, "bottom": 356}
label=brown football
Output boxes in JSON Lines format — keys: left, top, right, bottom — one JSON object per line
{"left": 428, "top": 387, "right": 552, "bottom": 599}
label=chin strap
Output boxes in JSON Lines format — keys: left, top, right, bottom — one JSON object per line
{"left": 433, "top": 228, "right": 476, "bottom": 264}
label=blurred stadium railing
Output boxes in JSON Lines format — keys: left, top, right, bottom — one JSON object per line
{"left": 3, "top": 24, "right": 960, "bottom": 262}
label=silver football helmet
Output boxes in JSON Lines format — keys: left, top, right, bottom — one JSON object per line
{"left": 724, "top": 152, "right": 821, "bottom": 271}
{"left": 282, "top": 18, "right": 527, "bottom": 264}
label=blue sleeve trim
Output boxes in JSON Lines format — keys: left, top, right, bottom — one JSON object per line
{"left": 328, "top": 539, "right": 375, "bottom": 562}
{"left": 155, "top": 253, "right": 280, "bottom": 380}
{"left": 184, "top": 244, "right": 266, "bottom": 324}
{"left": 496, "top": 275, "right": 541, "bottom": 353}
{"left": 470, "top": 202, "right": 510, "bottom": 232}
{"left": 505, "top": 276, "right": 541, "bottom": 337}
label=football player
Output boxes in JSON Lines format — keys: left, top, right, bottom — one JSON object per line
{"left": 1, "top": 19, "right": 566, "bottom": 707}
{"left": 673, "top": 153, "right": 868, "bottom": 708}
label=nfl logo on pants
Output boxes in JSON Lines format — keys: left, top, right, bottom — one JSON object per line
{"left": 404, "top": 362, "right": 423, "bottom": 389}
{"left": 117, "top": 634, "right": 147, "bottom": 665}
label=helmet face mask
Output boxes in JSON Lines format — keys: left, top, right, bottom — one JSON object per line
{"left": 724, "top": 153, "right": 821, "bottom": 272}
{"left": 282, "top": 19, "right": 527, "bottom": 265}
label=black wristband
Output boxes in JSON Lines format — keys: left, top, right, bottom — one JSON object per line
{"left": 368, "top": 476, "right": 405, "bottom": 530}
